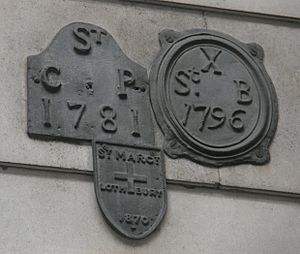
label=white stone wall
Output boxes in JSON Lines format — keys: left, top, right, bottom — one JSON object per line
{"left": 0, "top": 0, "right": 299, "bottom": 253}
{"left": 132, "top": 0, "right": 300, "bottom": 19}
{"left": 0, "top": 168, "right": 300, "bottom": 254}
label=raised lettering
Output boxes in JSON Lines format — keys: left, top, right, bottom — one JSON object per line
{"left": 73, "top": 27, "right": 91, "bottom": 54}
{"left": 175, "top": 70, "right": 190, "bottom": 95}
{"left": 115, "top": 151, "right": 126, "bottom": 161}
{"left": 234, "top": 79, "right": 253, "bottom": 104}
{"left": 117, "top": 69, "right": 135, "bottom": 99}
{"left": 40, "top": 66, "right": 62, "bottom": 92}
{"left": 90, "top": 29, "right": 107, "bottom": 45}
{"left": 200, "top": 48, "right": 222, "bottom": 75}
{"left": 137, "top": 154, "right": 146, "bottom": 164}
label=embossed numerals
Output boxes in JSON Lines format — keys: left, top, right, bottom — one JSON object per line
{"left": 41, "top": 98, "right": 51, "bottom": 127}
{"left": 131, "top": 109, "right": 141, "bottom": 137}
{"left": 229, "top": 109, "right": 246, "bottom": 131}
{"left": 182, "top": 104, "right": 246, "bottom": 132}
{"left": 120, "top": 213, "right": 150, "bottom": 231}
{"left": 100, "top": 105, "right": 117, "bottom": 133}
{"left": 41, "top": 100, "right": 142, "bottom": 137}
{"left": 73, "top": 26, "right": 107, "bottom": 55}
{"left": 98, "top": 106, "right": 142, "bottom": 136}
{"left": 207, "top": 107, "right": 226, "bottom": 130}
{"left": 175, "top": 66, "right": 253, "bottom": 133}
{"left": 67, "top": 101, "right": 86, "bottom": 129}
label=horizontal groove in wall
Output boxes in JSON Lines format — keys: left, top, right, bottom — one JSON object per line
{"left": 1, "top": 160, "right": 299, "bottom": 200}
{"left": 128, "top": 0, "right": 300, "bottom": 24}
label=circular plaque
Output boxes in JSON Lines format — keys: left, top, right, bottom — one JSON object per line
{"left": 150, "top": 29, "right": 278, "bottom": 167}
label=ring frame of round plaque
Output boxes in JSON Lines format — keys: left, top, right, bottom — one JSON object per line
{"left": 150, "top": 29, "right": 278, "bottom": 167}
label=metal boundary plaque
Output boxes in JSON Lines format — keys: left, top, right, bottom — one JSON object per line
{"left": 27, "top": 22, "right": 167, "bottom": 240}
{"left": 93, "top": 141, "right": 167, "bottom": 239}
{"left": 150, "top": 29, "right": 278, "bottom": 167}
{"left": 27, "top": 22, "right": 154, "bottom": 146}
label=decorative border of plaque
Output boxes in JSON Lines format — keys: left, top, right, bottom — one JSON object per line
{"left": 150, "top": 29, "right": 278, "bottom": 167}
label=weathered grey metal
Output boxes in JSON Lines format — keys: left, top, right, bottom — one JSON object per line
{"left": 27, "top": 22, "right": 154, "bottom": 146}
{"left": 150, "top": 29, "right": 278, "bottom": 167}
{"left": 27, "top": 22, "right": 167, "bottom": 240}
{"left": 93, "top": 141, "right": 167, "bottom": 239}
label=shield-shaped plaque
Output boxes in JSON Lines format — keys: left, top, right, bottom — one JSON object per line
{"left": 93, "top": 141, "right": 166, "bottom": 239}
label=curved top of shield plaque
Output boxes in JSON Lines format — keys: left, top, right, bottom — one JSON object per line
{"left": 150, "top": 29, "right": 278, "bottom": 167}
{"left": 27, "top": 22, "right": 154, "bottom": 146}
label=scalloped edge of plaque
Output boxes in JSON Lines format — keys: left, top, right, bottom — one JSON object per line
{"left": 150, "top": 29, "right": 279, "bottom": 168}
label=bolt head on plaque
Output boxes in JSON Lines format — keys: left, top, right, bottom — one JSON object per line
{"left": 150, "top": 29, "right": 278, "bottom": 167}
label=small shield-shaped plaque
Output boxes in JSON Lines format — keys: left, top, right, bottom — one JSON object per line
{"left": 93, "top": 141, "right": 167, "bottom": 239}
